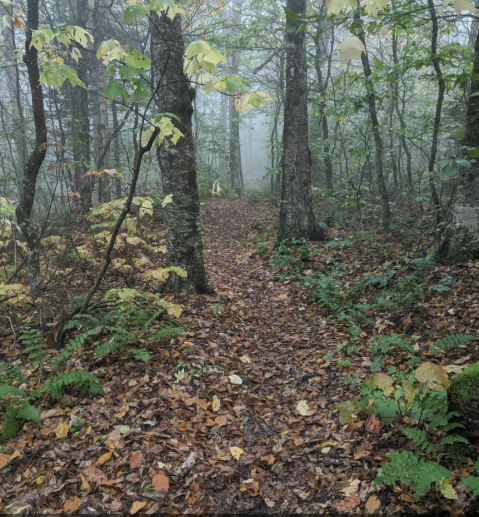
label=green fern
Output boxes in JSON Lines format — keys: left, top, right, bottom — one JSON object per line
{"left": 0, "top": 362, "right": 24, "bottom": 385}
{"left": 373, "top": 450, "right": 449, "bottom": 500}
{"left": 401, "top": 427, "right": 433, "bottom": 453}
{"left": 439, "top": 434, "right": 468, "bottom": 446}
{"left": 43, "top": 371, "right": 104, "bottom": 401}
{"left": 0, "top": 384, "right": 25, "bottom": 398}
{"left": 129, "top": 348, "right": 151, "bottom": 362}
{"left": 20, "top": 327, "right": 47, "bottom": 367}
{"left": 430, "top": 334, "right": 478, "bottom": 356}
{"left": 2, "top": 406, "right": 17, "bottom": 440}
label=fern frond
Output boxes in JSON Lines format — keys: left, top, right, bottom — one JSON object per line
{"left": 430, "top": 334, "right": 477, "bottom": 356}
{"left": 401, "top": 427, "right": 433, "bottom": 453}
{"left": 373, "top": 450, "right": 449, "bottom": 500}
{"left": 0, "top": 384, "right": 24, "bottom": 398}
{"left": 462, "top": 476, "right": 479, "bottom": 497}
{"left": 43, "top": 371, "right": 104, "bottom": 400}
{"left": 439, "top": 434, "right": 468, "bottom": 446}
{"left": 16, "top": 402, "right": 41, "bottom": 425}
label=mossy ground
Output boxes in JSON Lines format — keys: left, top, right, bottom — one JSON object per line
{"left": 449, "top": 361, "right": 479, "bottom": 406}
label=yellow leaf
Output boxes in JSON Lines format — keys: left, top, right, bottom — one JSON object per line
{"left": 440, "top": 479, "right": 458, "bottom": 500}
{"left": 55, "top": 421, "right": 70, "bottom": 439}
{"left": 36, "top": 475, "right": 44, "bottom": 485}
{"left": 296, "top": 400, "right": 316, "bottom": 416}
{"left": 414, "top": 362, "right": 449, "bottom": 391}
{"left": 130, "top": 501, "right": 146, "bottom": 514}
{"left": 212, "top": 395, "right": 221, "bottom": 412}
{"left": 63, "top": 496, "right": 81, "bottom": 513}
{"left": 80, "top": 473, "right": 90, "bottom": 491}
{"left": 230, "top": 446, "right": 245, "bottom": 461}
{"left": 339, "top": 36, "right": 366, "bottom": 63}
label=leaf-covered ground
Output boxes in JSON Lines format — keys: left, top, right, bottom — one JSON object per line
{"left": 1, "top": 196, "right": 479, "bottom": 515}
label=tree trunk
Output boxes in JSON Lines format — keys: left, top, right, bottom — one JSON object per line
{"left": 445, "top": 22, "right": 479, "bottom": 260}
{"left": 16, "top": 0, "right": 48, "bottom": 321}
{"left": 112, "top": 102, "right": 122, "bottom": 199}
{"left": 278, "top": 0, "right": 326, "bottom": 242}
{"left": 151, "top": 10, "right": 213, "bottom": 294}
{"left": 392, "top": 32, "right": 413, "bottom": 192}
{"left": 356, "top": 9, "right": 391, "bottom": 234}
{"left": 228, "top": 0, "right": 244, "bottom": 195}
{"left": 4, "top": 3, "right": 27, "bottom": 184}
{"left": 92, "top": 0, "right": 110, "bottom": 204}
{"left": 427, "top": 0, "right": 444, "bottom": 225}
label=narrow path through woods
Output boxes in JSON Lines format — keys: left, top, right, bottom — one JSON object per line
{"left": 5, "top": 196, "right": 468, "bottom": 515}
{"left": 179, "top": 197, "right": 373, "bottom": 513}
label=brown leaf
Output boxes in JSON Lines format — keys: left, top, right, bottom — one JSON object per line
{"left": 115, "top": 405, "right": 129, "bottom": 420}
{"left": 335, "top": 493, "right": 361, "bottom": 512}
{"left": 96, "top": 451, "right": 112, "bottom": 466}
{"left": 365, "top": 495, "right": 381, "bottom": 514}
{"left": 63, "top": 496, "right": 82, "bottom": 513}
{"left": 130, "top": 452, "right": 143, "bottom": 469}
{"left": 366, "top": 413, "right": 383, "bottom": 434}
{"left": 130, "top": 501, "right": 146, "bottom": 515}
{"left": 0, "top": 454, "right": 9, "bottom": 470}
{"left": 152, "top": 473, "right": 169, "bottom": 491}
{"left": 215, "top": 415, "right": 227, "bottom": 427}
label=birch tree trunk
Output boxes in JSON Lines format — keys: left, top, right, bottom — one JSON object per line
{"left": 151, "top": 10, "right": 213, "bottom": 294}
{"left": 278, "top": 0, "right": 326, "bottom": 242}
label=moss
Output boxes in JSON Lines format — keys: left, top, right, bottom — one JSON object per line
{"left": 448, "top": 361, "right": 479, "bottom": 407}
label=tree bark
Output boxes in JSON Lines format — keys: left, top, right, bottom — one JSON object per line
{"left": 356, "top": 9, "right": 391, "bottom": 234}
{"left": 16, "top": 0, "right": 48, "bottom": 321}
{"left": 427, "top": 0, "right": 444, "bottom": 225}
{"left": 445, "top": 20, "right": 479, "bottom": 260}
{"left": 4, "top": 3, "right": 27, "bottom": 184}
{"left": 228, "top": 0, "right": 244, "bottom": 195}
{"left": 278, "top": 0, "right": 326, "bottom": 242}
{"left": 151, "top": 10, "right": 213, "bottom": 294}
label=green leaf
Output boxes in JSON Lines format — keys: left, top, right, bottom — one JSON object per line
{"left": 283, "top": 6, "right": 298, "bottom": 20}
{"left": 16, "top": 402, "right": 41, "bottom": 425}
{"left": 104, "top": 81, "right": 129, "bottom": 101}
{"left": 124, "top": 4, "right": 148, "bottom": 23}
{"left": 2, "top": 406, "right": 17, "bottom": 440}
{"left": 40, "top": 64, "right": 86, "bottom": 91}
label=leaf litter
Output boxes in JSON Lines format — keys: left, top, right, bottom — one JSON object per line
{"left": 0, "top": 197, "right": 478, "bottom": 514}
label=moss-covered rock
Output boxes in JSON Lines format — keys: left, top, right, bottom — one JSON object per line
{"left": 448, "top": 361, "right": 479, "bottom": 440}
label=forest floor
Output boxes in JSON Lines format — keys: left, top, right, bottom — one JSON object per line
{"left": 1, "top": 195, "right": 479, "bottom": 515}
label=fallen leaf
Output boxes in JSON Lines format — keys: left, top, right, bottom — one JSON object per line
{"left": 296, "top": 400, "right": 315, "bottom": 416}
{"left": 115, "top": 405, "right": 129, "bottom": 419}
{"left": 336, "top": 493, "right": 361, "bottom": 511}
{"left": 130, "top": 452, "right": 143, "bottom": 469}
{"left": 40, "top": 428, "right": 53, "bottom": 436}
{"left": 152, "top": 473, "right": 169, "bottom": 491}
{"left": 228, "top": 374, "right": 243, "bottom": 385}
{"left": 365, "top": 495, "right": 381, "bottom": 514}
{"left": 55, "top": 421, "right": 70, "bottom": 439}
{"left": 340, "top": 479, "right": 360, "bottom": 495}
{"left": 260, "top": 454, "right": 275, "bottom": 466}
{"left": 0, "top": 454, "right": 9, "bottom": 469}
{"left": 130, "top": 501, "right": 146, "bottom": 515}
{"left": 366, "top": 413, "right": 383, "bottom": 434}
{"left": 212, "top": 395, "right": 221, "bottom": 412}
{"left": 80, "top": 473, "right": 90, "bottom": 492}
{"left": 415, "top": 362, "right": 449, "bottom": 391}
{"left": 215, "top": 415, "right": 227, "bottom": 426}
{"left": 230, "top": 446, "right": 245, "bottom": 461}
{"left": 96, "top": 451, "right": 112, "bottom": 466}
{"left": 63, "top": 496, "right": 81, "bottom": 513}
{"left": 440, "top": 478, "right": 458, "bottom": 500}
{"left": 239, "top": 355, "right": 252, "bottom": 363}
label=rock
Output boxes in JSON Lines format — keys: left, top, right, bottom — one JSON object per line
{"left": 448, "top": 360, "right": 479, "bottom": 440}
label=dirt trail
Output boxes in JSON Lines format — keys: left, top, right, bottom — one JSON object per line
{"left": 3, "top": 197, "right": 454, "bottom": 515}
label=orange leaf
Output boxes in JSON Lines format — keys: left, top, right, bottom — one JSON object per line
{"left": 152, "top": 473, "right": 169, "bottom": 491}
{"left": 130, "top": 501, "right": 146, "bottom": 514}
{"left": 130, "top": 451, "right": 143, "bottom": 469}
{"left": 63, "top": 496, "right": 82, "bottom": 513}
{"left": 96, "top": 451, "right": 112, "bottom": 466}
{"left": 0, "top": 454, "right": 9, "bottom": 469}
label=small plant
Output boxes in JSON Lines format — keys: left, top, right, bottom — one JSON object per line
{"left": 373, "top": 450, "right": 449, "bottom": 501}
{"left": 71, "top": 417, "right": 86, "bottom": 434}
